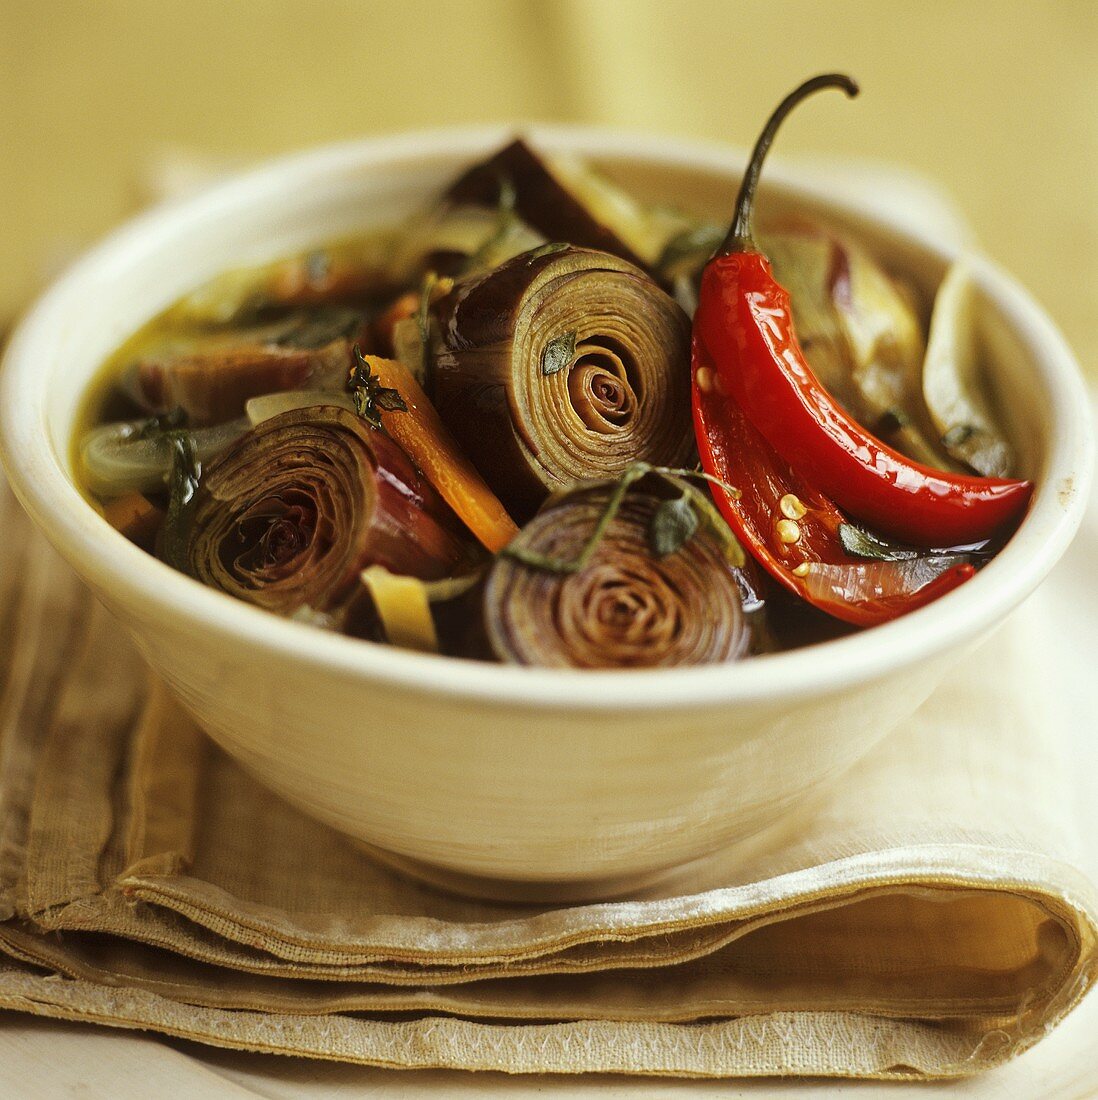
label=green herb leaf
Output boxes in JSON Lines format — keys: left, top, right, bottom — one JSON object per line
{"left": 413, "top": 271, "right": 438, "bottom": 383}
{"left": 160, "top": 431, "right": 201, "bottom": 571}
{"left": 501, "top": 462, "right": 650, "bottom": 575}
{"left": 501, "top": 462, "right": 746, "bottom": 576}
{"left": 657, "top": 223, "right": 724, "bottom": 278}
{"left": 500, "top": 546, "right": 586, "bottom": 575}
{"left": 541, "top": 330, "right": 577, "bottom": 376}
{"left": 525, "top": 242, "right": 570, "bottom": 262}
{"left": 649, "top": 493, "right": 699, "bottom": 558}
{"left": 462, "top": 176, "right": 520, "bottom": 275}
{"left": 348, "top": 345, "right": 407, "bottom": 430}
{"left": 838, "top": 523, "right": 917, "bottom": 561}
{"left": 374, "top": 389, "right": 407, "bottom": 412}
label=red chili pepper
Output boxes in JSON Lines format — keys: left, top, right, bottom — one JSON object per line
{"left": 693, "top": 334, "right": 974, "bottom": 626}
{"left": 694, "top": 74, "right": 1032, "bottom": 549}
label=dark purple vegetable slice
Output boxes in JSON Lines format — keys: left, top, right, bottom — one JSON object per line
{"left": 431, "top": 245, "right": 694, "bottom": 521}
{"left": 184, "top": 406, "right": 468, "bottom": 615}
{"left": 484, "top": 475, "right": 749, "bottom": 669}
{"left": 446, "top": 139, "right": 650, "bottom": 269}
{"left": 135, "top": 310, "right": 366, "bottom": 426}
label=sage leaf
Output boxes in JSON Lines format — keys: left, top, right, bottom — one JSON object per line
{"left": 501, "top": 463, "right": 744, "bottom": 576}
{"left": 649, "top": 493, "right": 699, "bottom": 558}
{"left": 541, "top": 330, "right": 577, "bottom": 376}
{"left": 838, "top": 523, "right": 917, "bottom": 561}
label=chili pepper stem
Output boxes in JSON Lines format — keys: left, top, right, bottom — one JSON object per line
{"left": 720, "top": 73, "right": 859, "bottom": 256}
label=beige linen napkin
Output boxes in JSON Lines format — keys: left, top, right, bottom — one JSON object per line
{"left": 0, "top": 467, "right": 1095, "bottom": 1081}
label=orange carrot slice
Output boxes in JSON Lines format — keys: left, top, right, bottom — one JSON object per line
{"left": 371, "top": 291, "right": 420, "bottom": 357}
{"left": 364, "top": 354, "right": 519, "bottom": 553}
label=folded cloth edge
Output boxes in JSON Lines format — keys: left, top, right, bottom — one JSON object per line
{"left": 0, "top": 963, "right": 1075, "bottom": 1080}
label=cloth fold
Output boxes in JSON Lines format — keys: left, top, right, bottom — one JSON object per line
{"left": 0, "top": 467, "right": 1095, "bottom": 1080}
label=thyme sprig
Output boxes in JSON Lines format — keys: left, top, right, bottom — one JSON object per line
{"left": 348, "top": 345, "right": 407, "bottom": 429}
{"left": 501, "top": 463, "right": 742, "bottom": 575}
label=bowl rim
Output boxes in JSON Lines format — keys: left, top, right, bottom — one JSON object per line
{"left": 0, "top": 123, "right": 1093, "bottom": 712}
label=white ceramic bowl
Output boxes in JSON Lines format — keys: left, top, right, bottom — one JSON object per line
{"left": 1, "top": 126, "right": 1091, "bottom": 902}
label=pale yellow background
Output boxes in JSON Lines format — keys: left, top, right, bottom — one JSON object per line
{"left": 2, "top": 1, "right": 1095, "bottom": 373}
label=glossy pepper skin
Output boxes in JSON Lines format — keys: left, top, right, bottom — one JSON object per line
{"left": 692, "top": 334, "right": 975, "bottom": 626}
{"left": 694, "top": 252, "right": 1032, "bottom": 546}
{"left": 691, "top": 73, "right": 1018, "bottom": 623}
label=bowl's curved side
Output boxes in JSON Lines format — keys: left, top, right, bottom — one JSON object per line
{"left": 0, "top": 126, "right": 1091, "bottom": 896}
{"left": 107, "top": 580, "right": 965, "bottom": 894}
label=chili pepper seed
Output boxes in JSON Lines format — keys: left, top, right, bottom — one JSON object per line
{"left": 779, "top": 493, "right": 807, "bottom": 520}
{"left": 776, "top": 519, "right": 802, "bottom": 545}
{"left": 695, "top": 366, "right": 714, "bottom": 392}
{"left": 792, "top": 562, "right": 812, "bottom": 577}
